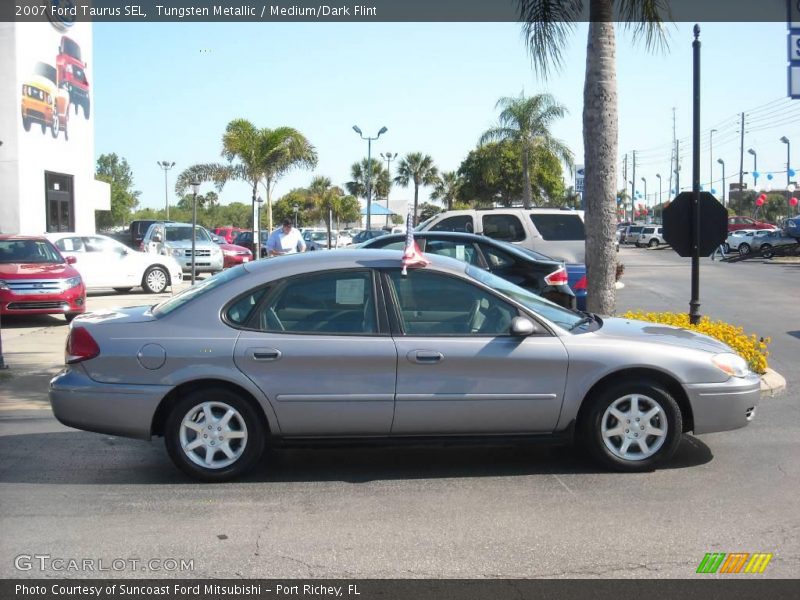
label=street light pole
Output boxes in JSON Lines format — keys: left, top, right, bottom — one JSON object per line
{"left": 781, "top": 136, "right": 791, "bottom": 188}
{"left": 656, "top": 173, "right": 662, "bottom": 221}
{"left": 381, "top": 151, "right": 397, "bottom": 227}
{"left": 709, "top": 129, "right": 717, "bottom": 191}
{"left": 747, "top": 148, "right": 758, "bottom": 189}
{"left": 353, "top": 125, "right": 387, "bottom": 231}
{"left": 157, "top": 161, "right": 175, "bottom": 220}
{"left": 641, "top": 177, "right": 647, "bottom": 213}
{"left": 717, "top": 158, "right": 726, "bottom": 206}
{"left": 190, "top": 181, "right": 200, "bottom": 285}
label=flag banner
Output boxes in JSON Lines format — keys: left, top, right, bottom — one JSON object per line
{"left": 401, "top": 212, "right": 429, "bottom": 276}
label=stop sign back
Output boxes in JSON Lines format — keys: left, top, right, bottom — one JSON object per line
{"left": 662, "top": 191, "right": 728, "bottom": 257}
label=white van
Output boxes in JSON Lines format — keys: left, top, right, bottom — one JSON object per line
{"left": 416, "top": 208, "right": 585, "bottom": 263}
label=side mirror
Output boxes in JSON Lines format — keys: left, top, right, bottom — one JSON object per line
{"left": 510, "top": 316, "right": 537, "bottom": 336}
{"left": 65, "top": 255, "right": 77, "bottom": 265}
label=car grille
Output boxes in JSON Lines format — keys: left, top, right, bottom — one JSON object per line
{"left": 6, "top": 301, "right": 68, "bottom": 310}
{"left": 184, "top": 249, "right": 211, "bottom": 257}
{"left": 4, "top": 280, "right": 66, "bottom": 294}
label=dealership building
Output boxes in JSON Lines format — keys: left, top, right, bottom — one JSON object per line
{"left": 0, "top": 20, "right": 109, "bottom": 235}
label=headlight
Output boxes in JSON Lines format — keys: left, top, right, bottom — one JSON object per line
{"left": 170, "top": 248, "right": 183, "bottom": 257}
{"left": 711, "top": 353, "right": 750, "bottom": 378}
{"left": 61, "top": 276, "right": 82, "bottom": 290}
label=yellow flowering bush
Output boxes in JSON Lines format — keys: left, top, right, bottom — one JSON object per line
{"left": 620, "top": 311, "right": 770, "bottom": 374}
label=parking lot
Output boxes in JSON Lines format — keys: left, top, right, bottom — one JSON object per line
{"left": 1, "top": 247, "right": 798, "bottom": 578}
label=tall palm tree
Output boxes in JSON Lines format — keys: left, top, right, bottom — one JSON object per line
{"left": 346, "top": 159, "right": 391, "bottom": 203}
{"left": 308, "top": 176, "right": 345, "bottom": 249}
{"left": 480, "top": 93, "right": 573, "bottom": 210}
{"left": 394, "top": 153, "right": 439, "bottom": 225}
{"left": 176, "top": 119, "right": 316, "bottom": 255}
{"left": 430, "top": 171, "right": 462, "bottom": 211}
{"left": 518, "top": 0, "right": 668, "bottom": 315}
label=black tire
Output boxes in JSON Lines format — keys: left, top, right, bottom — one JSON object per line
{"left": 723, "top": 243, "right": 730, "bottom": 254}
{"left": 579, "top": 378, "right": 682, "bottom": 472}
{"left": 142, "top": 266, "right": 169, "bottom": 293}
{"left": 40, "top": 122, "right": 46, "bottom": 134}
{"left": 113, "top": 287, "right": 133, "bottom": 293}
{"left": 74, "top": 102, "right": 79, "bottom": 115}
{"left": 22, "top": 116, "right": 31, "bottom": 131}
{"left": 648, "top": 238, "right": 658, "bottom": 248}
{"left": 739, "top": 243, "right": 751, "bottom": 256}
{"left": 164, "top": 388, "right": 265, "bottom": 482}
{"left": 64, "top": 312, "right": 79, "bottom": 323}
{"left": 760, "top": 244, "right": 773, "bottom": 258}
{"left": 83, "top": 101, "right": 90, "bottom": 119}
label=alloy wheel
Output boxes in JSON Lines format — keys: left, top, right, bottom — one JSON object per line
{"left": 179, "top": 401, "right": 248, "bottom": 470}
{"left": 600, "top": 394, "right": 667, "bottom": 461}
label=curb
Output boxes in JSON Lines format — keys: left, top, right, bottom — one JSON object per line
{"left": 760, "top": 368, "right": 786, "bottom": 397}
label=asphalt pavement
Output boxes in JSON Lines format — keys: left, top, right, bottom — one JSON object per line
{"left": 0, "top": 250, "right": 798, "bottom": 579}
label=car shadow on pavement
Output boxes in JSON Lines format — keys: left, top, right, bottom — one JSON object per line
{"left": 0, "top": 431, "right": 713, "bottom": 485}
{"left": 0, "top": 314, "right": 67, "bottom": 328}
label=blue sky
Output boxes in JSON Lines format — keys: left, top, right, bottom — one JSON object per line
{"left": 93, "top": 21, "right": 799, "bottom": 210}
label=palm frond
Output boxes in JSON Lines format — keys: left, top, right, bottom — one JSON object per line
{"left": 617, "top": 0, "right": 671, "bottom": 52}
{"left": 518, "top": 0, "right": 583, "bottom": 78}
{"left": 174, "top": 163, "right": 237, "bottom": 195}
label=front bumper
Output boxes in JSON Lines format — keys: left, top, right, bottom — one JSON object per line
{"left": 684, "top": 372, "right": 761, "bottom": 434}
{"left": 1, "top": 286, "right": 85, "bottom": 317}
{"left": 175, "top": 254, "right": 224, "bottom": 273}
{"left": 50, "top": 367, "right": 170, "bottom": 440}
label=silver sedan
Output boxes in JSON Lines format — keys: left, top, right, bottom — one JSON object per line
{"left": 50, "top": 250, "right": 760, "bottom": 481}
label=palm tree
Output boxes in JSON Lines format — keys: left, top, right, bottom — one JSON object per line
{"left": 394, "top": 153, "right": 439, "bottom": 225}
{"left": 308, "top": 176, "right": 343, "bottom": 249}
{"left": 480, "top": 93, "right": 573, "bottom": 210}
{"left": 346, "top": 159, "right": 391, "bottom": 202}
{"left": 430, "top": 171, "right": 462, "bottom": 211}
{"left": 518, "top": 0, "right": 668, "bottom": 315}
{"left": 175, "top": 119, "right": 317, "bottom": 254}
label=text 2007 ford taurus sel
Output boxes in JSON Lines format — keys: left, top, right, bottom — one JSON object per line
{"left": 50, "top": 250, "right": 761, "bottom": 481}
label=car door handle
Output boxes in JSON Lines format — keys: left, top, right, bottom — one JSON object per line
{"left": 251, "top": 349, "right": 281, "bottom": 361}
{"left": 409, "top": 350, "right": 444, "bottom": 364}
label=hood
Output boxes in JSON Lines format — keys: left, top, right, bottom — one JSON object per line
{"left": 0, "top": 262, "right": 78, "bottom": 279}
{"left": 592, "top": 317, "right": 732, "bottom": 354}
{"left": 164, "top": 240, "right": 219, "bottom": 250}
{"left": 218, "top": 243, "right": 251, "bottom": 253}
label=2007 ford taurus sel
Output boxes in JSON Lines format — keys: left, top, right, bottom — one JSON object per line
{"left": 50, "top": 250, "right": 761, "bottom": 481}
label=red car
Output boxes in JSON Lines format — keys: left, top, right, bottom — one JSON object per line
{"left": 214, "top": 226, "right": 246, "bottom": 244}
{"left": 56, "top": 36, "right": 90, "bottom": 119}
{"left": 728, "top": 216, "right": 776, "bottom": 232}
{"left": 219, "top": 242, "right": 253, "bottom": 268}
{"left": 0, "top": 235, "right": 86, "bottom": 322}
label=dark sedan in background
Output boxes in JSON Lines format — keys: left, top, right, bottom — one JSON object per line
{"left": 360, "top": 231, "right": 584, "bottom": 310}
{"left": 233, "top": 230, "right": 270, "bottom": 258}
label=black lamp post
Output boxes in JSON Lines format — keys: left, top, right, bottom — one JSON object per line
{"left": 748, "top": 148, "right": 757, "bottom": 189}
{"left": 717, "top": 158, "right": 726, "bottom": 206}
{"left": 381, "top": 151, "right": 397, "bottom": 226}
{"left": 190, "top": 181, "right": 200, "bottom": 285}
{"left": 353, "top": 125, "right": 387, "bottom": 230}
{"left": 157, "top": 161, "right": 175, "bottom": 219}
{"left": 781, "top": 136, "right": 791, "bottom": 188}
{"left": 655, "top": 173, "right": 662, "bottom": 221}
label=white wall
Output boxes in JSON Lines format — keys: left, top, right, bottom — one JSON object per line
{"left": 0, "top": 23, "right": 20, "bottom": 234}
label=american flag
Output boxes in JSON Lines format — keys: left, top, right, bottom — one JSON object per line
{"left": 401, "top": 211, "right": 429, "bottom": 276}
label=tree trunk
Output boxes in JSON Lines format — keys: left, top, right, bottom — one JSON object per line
{"left": 413, "top": 184, "right": 419, "bottom": 226}
{"left": 522, "top": 145, "right": 533, "bottom": 209}
{"left": 266, "top": 176, "right": 274, "bottom": 232}
{"left": 251, "top": 182, "right": 259, "bottom": 259}
{"left": 583, "top": 0, "right": 618, "bottom": 316}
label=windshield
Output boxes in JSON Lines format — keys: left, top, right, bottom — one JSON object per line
{"left": 0, "top": 239, "right": 64, "bottom": 264}
{"left": 61, "top": 37, "right": 82, "bottom": 61}
{"left": 466, "top": 265, "right": 585, "bottom": 331}
{"left": 165, "top": 226, "right": 211, "bottom": 242}
{"left": 152, "top": 267, "right": 246, "bottom": 317}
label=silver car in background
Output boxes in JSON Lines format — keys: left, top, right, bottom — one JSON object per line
{"left": 142, "top": 222, "right": 224, "bottom": 274}
{"left": 50, "top": 250, "right": 760, "bottom": 481}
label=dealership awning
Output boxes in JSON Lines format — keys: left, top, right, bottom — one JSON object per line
{"left": 360, "top": 203, "right": 396, "bottom": 216}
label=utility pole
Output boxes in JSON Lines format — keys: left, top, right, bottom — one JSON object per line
{"left": 738, "top": 112, "right": 745, "bottom": 202}
{"left": 669, "top": 107, "right": 676, "bottom": 198}
{"left": 623, "top": 153, "right": 628, "bottom": 220}
{"left": 631, "top": 150, "right": 637, "bottom": 221}
{"left": 675, "top": 140, "right": 681, "bottom": 194}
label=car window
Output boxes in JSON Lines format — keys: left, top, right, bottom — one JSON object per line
{"left": 255, "top": 270, "right": 376, "bottom": 335}
{"left": 152, "top": 268, "right": 246, "bottom": 317}
{"left": 430, "top": 215, "right": 474, "bottom": 233}
{"left": 54, "top": 236, "right": 85, "bottom": 252}
{"left": 225, "top": 287, "right": 270, "bottom": 327}
{"left": 375, "top": 240, "right": 405, "bottom": 250}
{"left": 480, "top": 244, "right": 515, "bottom": 269}
{"left": 642, "top": 227, "right": 655, "bottom": 234}
{"left": 83, "top": 236, "right": 119, "bottom": 253}
{"left": 529, "top": 214, "right": 585, "bottom": 240}
{"left": 0, "top": 239, "right": 64, "bottom": 263}
{"left": 425, "top": 240, "right": 480, "bottom": 265}
{"left": 482, "top": 214, "right": 526, "bottom": 242}
{"left": 387, "top": 270, "right": 516, "bottom": 336}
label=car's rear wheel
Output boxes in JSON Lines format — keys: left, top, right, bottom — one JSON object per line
{"left": 739, "top": 243, "right": 751, "bottom": 256}
{"left": 22, "top": 116, "right": 32, "bottom": 131}
{"left": 142, "top": 266, "right": 168, "bottom": 293}
{"left": 760, "top": 244, "right": 773, "bottom": 258}
{"left": 164, "top": 388, "right": 265, "bottom": 482}
{"left": 579, "top": 379, "right": 682, "bottom": 472}
{"left": 648, "top": 238, "right": 658, "bottom": 248}
{"left": 723, "top": 243, "right": 731, "bottom": 253}
{"left": 113, "top": 287, "right": 133, "bottom": 293}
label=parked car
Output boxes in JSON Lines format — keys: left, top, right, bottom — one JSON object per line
{"left": 361, "top": 231, "right": 579, "bottom": 310}
{"left": 197, "top": 227, "right": 253, "bottom": 268}
{"left": 46, "top": 233, "right": 182, "bottom": 294}
{"left": 142, "top": 222, "right": 224, "bottom": 274}
{"left": 21, "top": 62, "right": 69, "bottom": 140}
{"left": 214, "top": 226, "right": 247, "bottom": 244}
{"left": 55, "top": 35, "right": 90, "bottom": 118}
{"left": 50, "top": 250, "right": 761, "bottom": 481}
{"left": 733, "top": 230, "right": 774, "bottom": 255}
{"left": 233, "top": 230, "right": 270, "bottom": 258}
{"left": 622, "top": 225, "right": 644, "bottom": 245}
{"left": 304, "top": 230, "right": 335, "bottom": 250}
{"left": 747, "top": 230, "right": 800, "bottom": 258}
{"left": 784, "top": 216, "right": 800, "bottom": 238}
{"left": 636, "top": 226, "right": 665, "bottom": 248}
{"left": 0, "top": 235, "right": 85, "bottom": 322}
{"left": 727, "top": 216, "right": 776, "bottom": 232}
{"left": 351, "top": 229, "right": 390, "bottom": 245}
{"left": 724, "top": 229, "right": 757, "bottom": 253}
{"left": 416, "top": 208, "right": 585, "bottom": 264}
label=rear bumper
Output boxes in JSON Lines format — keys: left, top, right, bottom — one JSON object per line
{"left": 50, "top": 367, "right": 170, "bottom": 440}
{"left": 684, "top": 373, "right": 761, "bottom": 434}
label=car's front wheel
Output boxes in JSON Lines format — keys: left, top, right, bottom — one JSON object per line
{"left": 580, "top": 379, "right": 682, "bottom": 472}
{"left": 648, "top": 239, "right": 658, "bottom": 248}
{"left": 723, "top": 243, "right": 731, "bottom": 253}
{"left": 164, "top": 388, "right": 265, "bottom": 482}
{"left": 739, "top": 243, "right": 751, "bottom": 256}
{"left": 760, "top": 244, "right": 773, "bottom": 258}
{"left": 142, "top": 266, "right": 168, "bottom": 293}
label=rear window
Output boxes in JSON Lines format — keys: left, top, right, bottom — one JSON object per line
{"left": 430, "top": 215, "right": 474, "bottom": 233}
{"left": 529, "top": 214, "right": 585, "bottom": 241}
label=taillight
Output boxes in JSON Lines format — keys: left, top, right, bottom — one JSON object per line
{"left": 65, "top": 327, "right": 100, "bottom": 364}
{"left": 543, "top": 267, "right": 569, "bottom": 286}
{"left": 573, "top": 275, "right": 588, "bottom": 291}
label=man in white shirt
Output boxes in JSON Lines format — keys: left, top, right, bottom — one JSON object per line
{"left": 266, "top": 219, "right": 306, "bottom": 256}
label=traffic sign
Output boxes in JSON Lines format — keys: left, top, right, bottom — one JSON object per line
{"left": 662, "top": 191, "right": 728, "bottom": 257}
